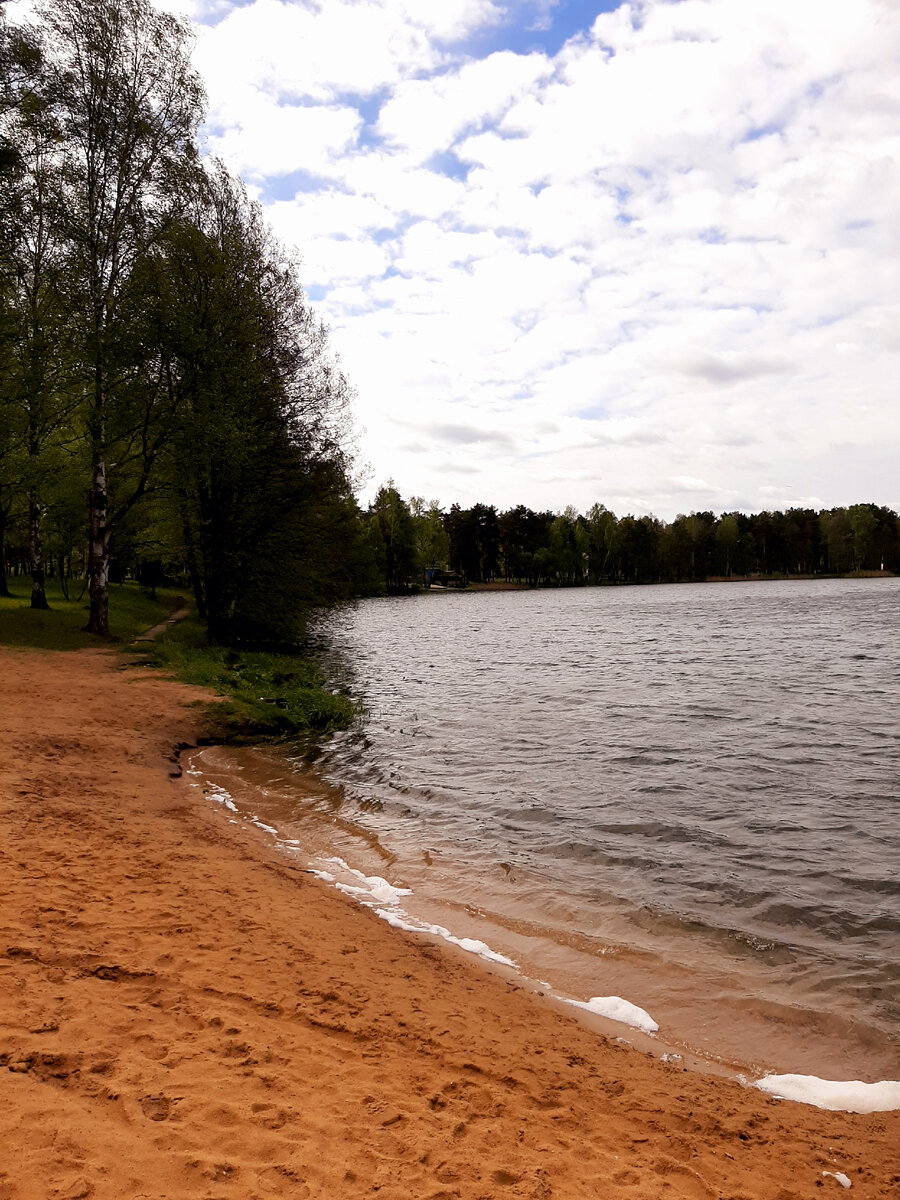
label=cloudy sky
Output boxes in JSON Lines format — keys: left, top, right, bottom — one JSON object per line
{"left": 56, "top": 0, "right": 900, "bottom": 516}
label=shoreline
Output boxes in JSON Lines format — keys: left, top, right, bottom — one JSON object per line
{"left": 186, "top": 740, "right": 899, "bottom": 1090}
{"left": 1, "top": 644, "right": 898, "bottom": 1198}
{"left": 424, "top": 571, "right": 896, "bottom": 592}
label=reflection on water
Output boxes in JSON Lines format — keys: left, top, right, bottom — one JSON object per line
{"left": 196, "top": 578, "right": 900, "bottom": 1079}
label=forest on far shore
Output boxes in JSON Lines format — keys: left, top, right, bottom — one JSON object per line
{"left": 2, "top": 2, "right": 896, "bottom": 647}
{"left": 363, "top": 485, "right": 900, "bottom": 592}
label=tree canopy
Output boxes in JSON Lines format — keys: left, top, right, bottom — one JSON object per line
{"left": 0, "top": 0, "right": 360, "bottom": 645}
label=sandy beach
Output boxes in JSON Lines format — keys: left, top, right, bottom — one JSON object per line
{"left": 0, "top": 644, "right": 897, "bottom": 1200}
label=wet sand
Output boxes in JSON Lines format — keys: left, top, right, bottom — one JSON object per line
{"left": 0, "top": 645, "right": 897, "bottom": 1199}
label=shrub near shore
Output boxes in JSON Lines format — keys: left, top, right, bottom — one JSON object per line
{"left": 141, "top": 617, "right": 355, "bottom": 742}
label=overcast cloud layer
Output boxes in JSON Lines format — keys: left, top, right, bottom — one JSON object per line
{"left": 94, "top": 2, "right": 900, "bottom": 513}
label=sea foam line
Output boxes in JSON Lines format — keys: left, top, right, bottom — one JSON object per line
{"left": 194, "top": 778, "right": 900, "bottom": 1111}
{"left": 753, "top": 1073, "right": 900, "bottom": 1114}
{"left": 196, "top": 783, "right": 665, "bottom": 1033}
{"left": 308, "top": 857, "right": 518, "bottom": 968}
{"left": 562, "top": 994, "right": 659, "bottom": 1034}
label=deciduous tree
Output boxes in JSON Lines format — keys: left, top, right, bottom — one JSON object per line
{"left": 35, "top": 0, "right": 204, "bottom": 634}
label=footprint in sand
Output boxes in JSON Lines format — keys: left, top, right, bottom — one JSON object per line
{"left": 139, "top": 1093, "right": 177, "bottom": 1121}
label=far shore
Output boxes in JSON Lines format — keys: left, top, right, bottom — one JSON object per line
{"left": 1, "top": 642, "right": 898, "bottom": 1199}
{"left": 428, "top": 569, "right": 896, "bottom": 593}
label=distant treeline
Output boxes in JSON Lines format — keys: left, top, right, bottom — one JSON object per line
{"left": 361, "top": 485, "right": 900, "bottom": 593}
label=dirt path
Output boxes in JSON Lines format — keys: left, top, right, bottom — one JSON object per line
{"left": 132, "top": 604, "right": 191, "bottom": 643}
{"left": 0, "top": 645, "right": 897, "bottom": 1199}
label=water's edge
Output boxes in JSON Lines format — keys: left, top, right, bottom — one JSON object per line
{"left": 183, "top": 743, "right": 900, "bottom": 1113}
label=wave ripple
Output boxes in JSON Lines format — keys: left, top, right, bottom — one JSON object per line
{"left": 306, "top": 578, "right": 900, "bottom": 1074}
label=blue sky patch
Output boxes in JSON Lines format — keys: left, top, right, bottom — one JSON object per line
{"left": 424, "top": 150, "right": 472, "bottom": 182}
{"left": 260, "top": 168, "right": 335, "bottom": 200}
{"left": 470, "top": 0, "right": 625, "bottom": 57}
{"left": 742, "top": 122, "right": 782, "bottom": 143}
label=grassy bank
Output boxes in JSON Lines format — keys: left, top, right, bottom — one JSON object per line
{"left": 0, "top": 579, "right": 355, "bottom": 740}
{"left": 0, "top": 579, "right": 184, "bottom": 649}
{"left": 140, "top": 616, "right": 355, "bottom": 741}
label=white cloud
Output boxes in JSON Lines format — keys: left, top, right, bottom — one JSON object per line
{"left": 377, "top": 50, "right": 552, "bottom": 160}
{"left": 205, "top": 97, "right": 361, "bottom": 177}
{"left": 297, "top": 235, "right": 390, "bottom": 287}
{"left": 268, "top": 190, "right": 397, "bottom": 240}
{"left": 146, "top": 0, "right": 900, "bottom": 515}
{"left": 338, "top": 158, "right": 467, "bottom": 219}
{"left": 191, "top": 0, "right": 504, "bottom": 103}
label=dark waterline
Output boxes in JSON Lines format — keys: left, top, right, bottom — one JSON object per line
{"left": 197, "top": 578, "right": 900, "bottom": 1079}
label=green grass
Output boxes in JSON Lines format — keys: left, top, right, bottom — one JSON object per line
{"left": 0, "top": 579, "right": 186, "bottom": 650}
{"left": 0, "top": 576, "right": 355, "bottom": 741}
{"left": 140, "top": 615, "right": 355, "bottom": 741}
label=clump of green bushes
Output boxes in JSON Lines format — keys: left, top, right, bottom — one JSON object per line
{"left": 142, "top": 619, "right": 355, "bottom": 741}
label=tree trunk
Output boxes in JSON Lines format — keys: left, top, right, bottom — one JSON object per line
{"left": 86, "top": 446, "right": 110, "bottom": 635}
{"left": 0, "top": 495, "right": 11, "bottom": 597}
{"left": 28, "top": 495, "right": 49, "bottom": 609}
{"left": 179, "top": 497, "right": 206, "bottom": 620}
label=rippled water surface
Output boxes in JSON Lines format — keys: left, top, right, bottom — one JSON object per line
{"left": 197, "top": 579, "right": 900, "bottom": 1078}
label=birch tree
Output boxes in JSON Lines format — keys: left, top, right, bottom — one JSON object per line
{"left": 35, "top": 0, "right": 203, "bottom": 634}
{"left": 0, "top": 2, "right": 39, "bottom": 596}
{"left": 3, "top": 68, "right": 77, "bottom": 609}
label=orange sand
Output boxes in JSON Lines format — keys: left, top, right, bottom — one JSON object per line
{"left": 0, "top": 645, "right": 897, "bottom": 1199}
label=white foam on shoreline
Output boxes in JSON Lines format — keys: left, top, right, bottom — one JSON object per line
{"left": 754, "top": 1073, "right": 900, "bottom": 1113}
{"left": 191, "top": 764, "right": 900, "bottom": 1109}
{"left": 563, "top": 994, "right": 660, "bottom": 1034}
{"left": 206, "top": 785, "right": 238, "bottom": 813}
{"left": 306, "top": 858, "right": 517, "bottom": 967}
{"left": 324, "top": 858, "right": 413, "bottom": 906}
{"left": 376, "top": 907, "right": 518, "bottom": 967}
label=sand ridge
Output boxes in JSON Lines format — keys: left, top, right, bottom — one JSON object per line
{"left": 0, "top": 645, "right": 897, "bottom": 1199}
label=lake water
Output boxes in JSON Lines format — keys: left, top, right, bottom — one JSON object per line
{"left": 188, "top": 578, "right": 900, "bottom": 1082}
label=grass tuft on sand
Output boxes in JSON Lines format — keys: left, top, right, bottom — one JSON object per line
{"left": 139, "top": 616, "right": 355, "bottom": 740}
